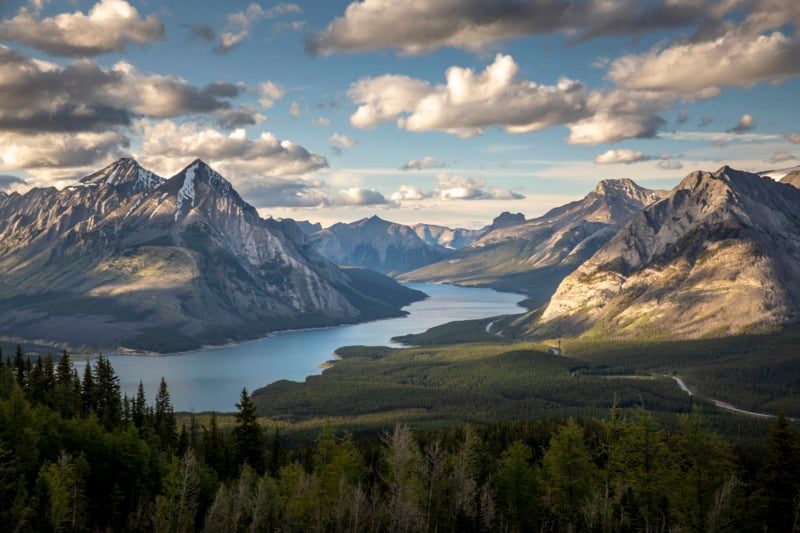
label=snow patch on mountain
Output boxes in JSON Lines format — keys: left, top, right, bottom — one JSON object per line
{"left": 175, "top": 163, "right": 197, "bottom": 221}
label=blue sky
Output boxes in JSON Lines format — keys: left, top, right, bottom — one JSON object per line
{"left": 1, "top": 0, "right": 799, "bottom": 227}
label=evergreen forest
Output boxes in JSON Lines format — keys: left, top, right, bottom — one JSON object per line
{"left": 1, "top": 346, "right": 799, "bottom": 532}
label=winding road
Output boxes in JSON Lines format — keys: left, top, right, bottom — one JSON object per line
{"left": 672, "top": 376, "right": 794, "bottom": 420}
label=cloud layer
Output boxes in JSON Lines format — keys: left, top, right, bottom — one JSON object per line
{"left": 306, "top": 0, "right": 710, "bottom": 55}
{"left": 0, "top": 0, "right": 164, "bottom": 57}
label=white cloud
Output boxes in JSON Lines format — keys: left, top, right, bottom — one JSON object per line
{"left": 594, "top": 149, "right": 649, "bottom": 164}
{"left": 349, "top": 75, "right": 433, "bottom": 128}
{"left": 312, "top": 117, "right": 331, "bottom": 127}
{"left": 728, "top": 113, "right": 756, "bottom": 133}
{"left": 328, "top": 133, "right": 357, "bottom": 151}
{"left": 349, "top": 54, "right": 587, "bottom": 137}
{"left": 0, "top": 0, "right": 164, "bottom": 57}
{"left": 434, "top": 173, "right": 524, "bottom": 200}
{"left": 0, "top": 130, "right": 128, "bottom": 181}
{"left": 390, "top": 185, "right": 427, "bottom": 202}
{"left": 608, "top": 29, "right": 800, "bottom": 94}
{"left": 137, "top": 120, "right": 327, "bottom": 178}
{"left": 306, "top": 0, "right": 710, "bottom": 55}
{"left": 333, "top": 187, "right": 388, "bottom": 206}
{"left": 788, "top": 133, "right": 800, "bottom": 144}
{"left": 400, "top": 156, "right": 445, "bottom": 170}
{"left": 258, "top": 81, "right": 285, "bottom": 109}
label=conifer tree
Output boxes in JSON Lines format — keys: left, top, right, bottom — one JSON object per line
{"left": 154, "top": 378, "right": 177, "bottom": 451}
{"left": 233, "top": 388, "right": 265, "bottom": 474}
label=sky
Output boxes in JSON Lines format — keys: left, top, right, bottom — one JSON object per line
{"left": 1, "top": 0, "right": 799, "bottom": 228}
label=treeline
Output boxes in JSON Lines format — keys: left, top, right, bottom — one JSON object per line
{"left": 1, "top": 346, "right": 800, "bottom": 532}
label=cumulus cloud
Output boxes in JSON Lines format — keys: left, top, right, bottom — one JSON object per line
{"left": 258, "top": 82, "right": 285, "bottom": 109}
{"left": 608, "top": 29, "right": 800, "bottom": 94}
{"left": 328, "top": 133, "right": 357, "bottom": 154}
{"left": 0, "top": 130, "right": 128, "bottom": 180}
{"left": 0, "top": 48, "right": 244, "bottom": 133}
{"left": 216, "top": 2, "right": 303, "bottom": 53}
{"left": 333, "top": 187, "right": 388, "bottom": 206}
{"left": 434, "top": 174, "right": 524, "bottom": 200}
{"left": 0, "top": 0, "right": 164, "bottom": 57}
{"left": 728, "top": 113, "right": 757, "bottom": 133}
{"left": 306, "top": 0, "right": 709, "bottom": 55}
{"left": 137, "top": 120, "right": 328, "bottom": 178}
{"left": 400, "top": 156, "right": 446, "bottom": 170}
{"left": 594, "top": 149, "right": 649, "bottom": 164}
{"left": 390, "top": 185, "right": 427, "bottom": 202}
{"left": 350, "top": 54, "right": 587, "bottom": 137}
{"left": 312, "top": 117, "right": 331, "bottom": 127}
{"left": 788, "top": 133, "right": 800, "bottom": 144}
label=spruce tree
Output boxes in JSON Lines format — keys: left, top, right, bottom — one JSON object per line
{"left": 154, "top": 377, "right": 177, "bottom": 451}
{"left": 233, "top": 388, "right": 265, "bottom": 474}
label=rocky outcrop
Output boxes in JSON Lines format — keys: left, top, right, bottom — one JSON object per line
{"left": 532, "top": 167, "right": 800, "bottom": 338}
{"left": 411, "top": 223, "right": 483, "bottom": 250}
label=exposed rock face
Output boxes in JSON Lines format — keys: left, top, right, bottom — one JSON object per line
{"left": 489, "top": 211, "right": 526, "bottom": 230}
{"left": 402, "top": 179, "right": 667, "bottom": 305}
{"left": 535, "top": 167, "right": 800, "bottom": 338}
{"left": 781, "top": 170, "right": 800, "bottom": 189}
{"left": 311, "top": 215, "right": 452, "bottom": 274}
{"left": 0, "top": 159, "right": 423, "bottom": 352}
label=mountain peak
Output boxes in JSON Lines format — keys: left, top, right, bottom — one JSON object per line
{"left": 79, "top": 157, "right": 163, "bottom": 192}
{"left": 490, "top": 211, "right": 525, "bottom": 229}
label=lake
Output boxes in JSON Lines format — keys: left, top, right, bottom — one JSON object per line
{"left": 94, "top": 283, "right": 524, "bottom": 412}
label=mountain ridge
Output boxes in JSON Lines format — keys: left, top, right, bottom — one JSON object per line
{"left": 0, "top": 158, "right": 424, "bottom": 353}
{"left": 526, "top": 166, "right": 800, "bottom": 339}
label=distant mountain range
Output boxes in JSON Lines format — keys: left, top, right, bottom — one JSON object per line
{"left": 0, "top": 158, "right": 424, "bottom": 353}
{"left": 309, "top": 215, "right": 488, "bottom": 275}
{"left": 401, "top": 179, "right": 668, "bottom": 307}
{"left": 519, "top": 166, "right": 800, "bottom": 339}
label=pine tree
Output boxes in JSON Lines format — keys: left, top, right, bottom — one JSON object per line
{"left": 93, "top": 356, "right": 122, "bottom": 430}
{"left": 81, "top": 361, "right": 95, "bottom": 417}
{"left": 154, "top": 377, "right": 177, "bottom": 451}
{"left": 762, "top": 411, "right": 800, "bottom": 531}
{"left": 233, "top": 388, "right": 265, "bottom": 474}
{"left": 13, "top": 345, "right": 24, "bottom": 387}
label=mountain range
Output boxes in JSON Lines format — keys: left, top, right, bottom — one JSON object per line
{"left": 0, "top": 158, "right": 423, "bottom": 353}
{"left": 401, "top": 179, "right": 669, "bottom": 307}
{"left": 519, "top": 166, "right": 800, "bottom": 339}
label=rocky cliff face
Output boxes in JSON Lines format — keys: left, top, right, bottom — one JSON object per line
{"left": 781, "top": 170, "right": 800, "bottom": 189}
{"left": 402, "top": 179, "right": 667, "bottom": 305}
{"left": 533, "top": 167, "right": 800, "bottom": 338}
{"left": 0, "top": 159, "right": 423, "bottom": 353}
{"left": 311, "top": 215, "right": 452, "bottom": 274}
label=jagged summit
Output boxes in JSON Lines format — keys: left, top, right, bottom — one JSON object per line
{"left": 0, "top": 158, "right": 423, "bottom": 352}
{"left": 780, "top": 170, "right": 800, "bottom": 189}
{"left": 534, "top": 166, "right": 800, "bottom": 339}
{"left": 79, "top": 157, "right": 163, "bottom": 193}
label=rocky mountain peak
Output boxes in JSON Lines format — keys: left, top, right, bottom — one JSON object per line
{"left": 79, "top": 157, "right": 163, "bottom": 193}
{"left": 591, "top": 178, "right": 665, "bottom": 206}
{"left": 490, "top": 211, "right": 525, "bottom": 229}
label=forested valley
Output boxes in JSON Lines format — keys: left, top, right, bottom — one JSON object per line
{"left": 1, "top": 346, "right": 799, "bottom": 532}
